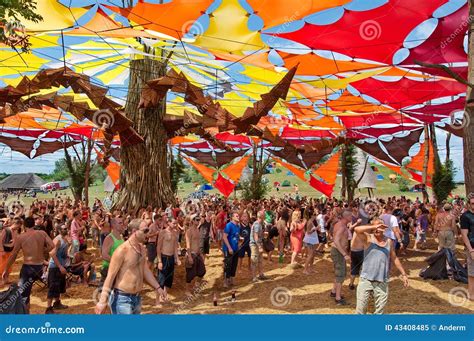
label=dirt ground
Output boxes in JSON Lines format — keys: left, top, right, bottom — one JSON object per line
{"left": 2, "top": 236, "right": 473, "bottom": 315}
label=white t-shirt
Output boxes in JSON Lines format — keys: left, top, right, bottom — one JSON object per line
{"left": 380, "top": 213, "right": 399, "bottom": 240}
{"left": 317, "top": 214, "right": 326, "bottom": 233}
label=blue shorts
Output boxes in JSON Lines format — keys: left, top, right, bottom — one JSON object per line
{"left": 110, "top": 289, "right": 142, "bottom": 315}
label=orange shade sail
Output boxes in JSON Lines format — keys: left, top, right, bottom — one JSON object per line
{"left": 314, "top": 151, "right": 340, "bottom": 184}
{"left": 67, "top": 8, "right": 155, "bottom": 39}
{"left": 183, "top": 155, "right": 215, "bottom": 183}
{"left": 105, "top": 0, "right": 213, "bottom": 40}
{"left": 279, "top": 52, "right": 378, "bottom": 76}
{"left": 221, "top": 155, "right": 249, "bottom": 182}
{"left": 273, "top": 157, "right": 306, "bottom": 181}
{"left": 406, "top": 140, "right": 435, "bottom": 176}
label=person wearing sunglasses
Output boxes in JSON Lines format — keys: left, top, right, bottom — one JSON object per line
{"left": 96, "top": 219, "right": 165, "bottom": 315}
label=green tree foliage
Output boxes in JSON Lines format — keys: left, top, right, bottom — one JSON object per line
{"left": 341, "top": 144, "right": 358, "bottom": 201}
{"left": 0, "top": 0, "right": 43, "bottom": 52}
{"left": 396, "top": 176, "right": 410, "bottom": 192}
{"left": 432, "top": 159, "right": 457, "bottom": 204}
{"left": 170, "top": 154, "right": 185, "bottom": 194}
{"left": 241, "top": 179, "right": 269, "bottom": 200}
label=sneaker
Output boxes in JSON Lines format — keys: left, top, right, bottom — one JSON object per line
{"left": 45, "top": 307, "right": 55, "bottom": 314}
{"left": 53, "top": 301, "right": 68, "bottom": 310}
{"left": 335, "top": 298, "right": 348, "bottom": 306}
{"left": 258, "top": 274, "right": 269, "bottom": 281}
{"left": 251, "top": 277, "right": 259, "bottom": 283}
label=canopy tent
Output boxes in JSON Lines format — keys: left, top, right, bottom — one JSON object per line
{"left": 354, "top": 149, "right": 377, "bottom": 190}
{"left": 0, "top": 0, "right": 467, "bottom": 190}
{"left": 0, "top": 173, "right": 46, "bottom": 190}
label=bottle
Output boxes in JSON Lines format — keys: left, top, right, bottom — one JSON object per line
{"left": 213, "top": 293, "right": 218, "bottom": 306}
{"left": 231, "top": 291, "right": 236, "bottom": 302}
{"left": 279, "top": 252, "right": 284, "bottom": 264}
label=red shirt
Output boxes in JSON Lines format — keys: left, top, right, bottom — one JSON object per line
{"left": 216, "top": 211, "right": 227, "bottom": 230}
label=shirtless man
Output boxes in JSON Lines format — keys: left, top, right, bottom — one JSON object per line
{"left": 185, "top": 215, "right": 206, "bottom": 297}
{"left": 330, "top": 209, "right": 352, "bottom": 305}
{"left": 95, "top": 219, "right": 165, "bottom": 315}
{"left": 146, "top": 216, "right": 160, "bottom": 271}
{"left": 349, "top": 218, "right": 364, "bottom": 290}
{"left": 2, "top": 216, "right": 54, "bottom": 313}
{"left": 156, "top": 218, "right": 181, "bottom": 303}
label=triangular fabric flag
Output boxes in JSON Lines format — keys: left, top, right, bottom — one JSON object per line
{"left": 314, "top": 151, "right": 340, "bottom": 185}
{"left": 375, "top": 157, "right": 404, "bottom": 176}
{"left": 221, "top": 155, "right": 250, "bottom": 182}
{"left": 407, "top": 170, "right": 432, "bottom": 187}
{"left": 406, "top": 139, "right": 435, "bottom": 176}
{"left": 309, "top": 175, "right": 335, "bottom": 197}
{"left": 106, "top": 161, "right": 120, "bottom": 186}
{"left": 214, "top": 173, "right": 235, "bottom": 197}
{"left": 272, "top": 157, "right": 307, "bottom": 181}
{"left": 183, "top": 155, "right": 216, "bottom": 183}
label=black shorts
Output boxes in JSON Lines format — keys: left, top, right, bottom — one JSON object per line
{"left": 186, "top": 254, "right": 206, "bottom": 283}
{"left": 47, "top": 267, "right": 66, "bottom": 299}
{"left": 238, "top": 244, "right": 251, "bottom": 258}
{"left": 350, "top": 250, "right": 364, "bottom": 276}
{"left": 158, "top": 254, "right": 175, "bottom": 289}
{"left": 224, "top": 251, "right": 238, "bottom": 279}
{"left": 318, "top": 232, "right": 327, "bottom": 244}
{"left": 146, "top": 243, "right": 157, "bottom": 263}
{"left": 200, "top": 238, "right": 210, "bottom": 255}
{"left": 19, "top": 264, "right": 44, "bottom": 305}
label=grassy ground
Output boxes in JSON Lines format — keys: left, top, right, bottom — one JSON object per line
{"left": 4, "top": 235, "right": 473, "bottom": 315}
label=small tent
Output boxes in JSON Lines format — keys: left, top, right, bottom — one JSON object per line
{"left": 0, "top": 173, "right": 45, "bottom": 190}
{"left": 354, "top": 149, "right": 376, "bottom": 189}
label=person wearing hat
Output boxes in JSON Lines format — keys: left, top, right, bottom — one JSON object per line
{"left": 433, "top": 203, "right": 457, "bottom": 251}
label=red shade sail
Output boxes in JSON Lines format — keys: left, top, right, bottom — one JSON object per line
{"left": 272, "top": 0, "right": 446, "bottom": 64}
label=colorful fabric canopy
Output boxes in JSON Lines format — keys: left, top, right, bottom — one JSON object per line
{"left": 272, "top": 0, "right": 446, "bottom": 64}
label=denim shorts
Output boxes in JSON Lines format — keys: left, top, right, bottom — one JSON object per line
{"left": 110, "top": 289, "right": 142, "bottom": 315}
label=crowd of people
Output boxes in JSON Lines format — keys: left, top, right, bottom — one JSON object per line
{"left": 0, "top": 192, "right": 473, "bottom": 315}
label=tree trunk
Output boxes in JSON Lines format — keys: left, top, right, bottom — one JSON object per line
{"left": 115, "top": 58, "right": 174, "bottom": 212}
{"left": 464, "top": 0, "right": 474, "bottom": 196}
{"left": 83, "top": 139, "right": 93, "bottom": 208}
{"left": 422, "top": 125, "right": 430, "bottom": 184}
{"left": 446, "top": 132, "right": 451, "bottom": 163}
